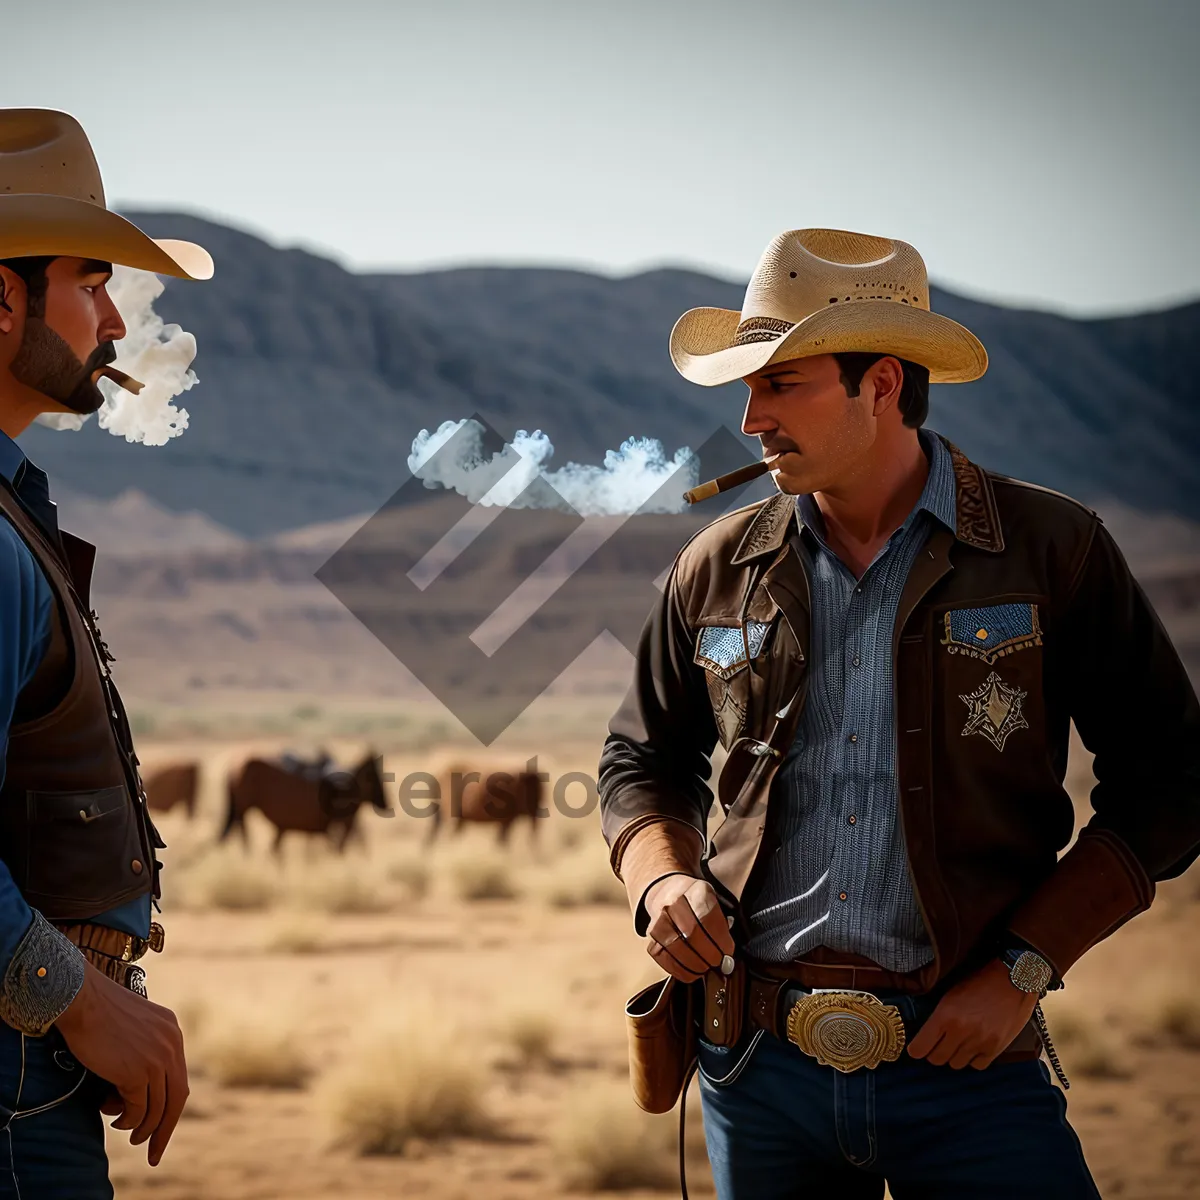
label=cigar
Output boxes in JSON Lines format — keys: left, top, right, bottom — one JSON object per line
{"left": 94, "top": 366, "right": 144, "bottom": 395}
{"left": 683, "top": 459, "right": 771, "bottom": 504}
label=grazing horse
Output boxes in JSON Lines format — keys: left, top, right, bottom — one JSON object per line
{"left": 427, "top": 763, "right": 545, "bottom": 845}
{"left": 221, "top": 751, "right": 389, "bottom": 855}
{"left": 144, "top": 762, "right": 200, "bottom": 820}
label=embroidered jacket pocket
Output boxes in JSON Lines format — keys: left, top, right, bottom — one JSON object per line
{"left": 939, "top": 602, "right": 1042, "bottom": 666}
{"left": 695, "top": 621, "right": 773, "bottom": 749}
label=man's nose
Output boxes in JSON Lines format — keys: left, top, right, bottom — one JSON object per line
{"left": 97, "top": 290, "right": 126, "bottom": 344}
{"left": 741, "top": 386, "right": 777, "bottom": 438}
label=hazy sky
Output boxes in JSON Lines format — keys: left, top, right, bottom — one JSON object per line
{"left": 5, "top": 0, "right": 1197, "bottom": 314}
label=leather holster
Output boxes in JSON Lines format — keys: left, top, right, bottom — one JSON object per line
{"left": 625, "top": 976, "right": 698, "bottom": 1114}
{"left": 701, "top": 959, "right": 746, "bottom": 1047}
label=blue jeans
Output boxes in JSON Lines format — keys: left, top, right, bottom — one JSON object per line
{"left": 0, "top": 1022, "right": 112, "bottom": 1199}
{"left": 697, "top": 992, "right": 1100, "bottom": 1200}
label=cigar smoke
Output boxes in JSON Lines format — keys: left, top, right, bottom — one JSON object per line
{"left": 35, "top": 266, "right": 198, "bottom": 444}
{"left": 408, "top": 418, "right": 698, "bottom": 516}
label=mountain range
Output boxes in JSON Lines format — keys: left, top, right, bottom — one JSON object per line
{"left": 17, "top": 212, "right": 1200, "bottom": 538}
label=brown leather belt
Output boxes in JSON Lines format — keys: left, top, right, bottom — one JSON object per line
{"left": 53, "top": 921, "right": 165, "bottom": 997}
{"left": 746, "top": 958, "right": 1044, "bottom": 1065}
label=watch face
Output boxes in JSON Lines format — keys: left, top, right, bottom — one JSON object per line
{"left": 1010, "top": 950, "right": 1053, "bottom": 994}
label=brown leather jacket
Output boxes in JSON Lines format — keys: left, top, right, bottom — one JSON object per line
{"left": 598, "top": 434, "right": 1200, "bottom": 988}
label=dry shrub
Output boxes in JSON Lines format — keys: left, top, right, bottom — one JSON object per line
{"left": 500, "top": 1005, "right": 559, "bottom": 1069}
{"left": 450, "top": 849, "right": 519, "bottom": 902}
{"left": 177, "top": 849, "right": 277, "bottom": 913}
{"left": 265, "top": 915, "right": 328, "bottom": 955}
{"left": 202, "top": 1018, "right": 312, "bottom": 1089}
{"left": 554, "top": 1082, "right": 676, "bottom": 1191}
{"left": 542, "top": 851, "right": 625, "bottom": 909}
{"left": 385, "top": 856, "right": 431, "bottom": 900}
{"left": 1045, "top": 1006, "right": 1129, "bottom": 1080}
{"left": 323, "top": 1029, "right": 494, "bottom": 1155}
{"left": 305, "top": 867, "right": 395, "bottom": 915}
{"left": 1152, "top": 992, "right": 1200, "bottom": 1050}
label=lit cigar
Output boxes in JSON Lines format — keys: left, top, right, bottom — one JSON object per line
{"left": 94, "top": 366, "right": 145, "bottom": 395}
{"left": 683, "top": 459, "right": 771, "bottom": 504}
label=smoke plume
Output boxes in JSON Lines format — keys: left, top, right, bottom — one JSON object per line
{"left": 35, "top": 266, "right": 198, "bottom": 444}
{"left": 408, "top": 418, "right": 697, "bottom": 515}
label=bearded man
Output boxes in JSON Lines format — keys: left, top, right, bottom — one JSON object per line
{"left": 599, "top": 228, "right": 1200, "bottom": 1198}
{"left": 0, "top": 108, "right": 212, "bottom": 1197}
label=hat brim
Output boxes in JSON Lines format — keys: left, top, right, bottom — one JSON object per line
{"left": 0, "top": 194, "right": 212, "bottom": 280}
{"left": 670, "top": 300, "right": 987, "bottom": 386}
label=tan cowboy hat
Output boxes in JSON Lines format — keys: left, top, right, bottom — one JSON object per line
{"left": 670, "top": 228, "right": 986, "bottom": 386}
{"left": 0, "top": 108, "right": 212, "bottom": 280}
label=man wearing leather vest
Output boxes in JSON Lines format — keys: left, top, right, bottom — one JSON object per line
{"left": 0, "top": 109, "right": 213, "bottom": 1197}
{"left": 599, "top": 229, "right": 1200, "bottom": 1198}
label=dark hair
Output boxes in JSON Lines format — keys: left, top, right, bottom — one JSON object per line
{"left": 833, "top": 352, "right": 930, "bottom": 429}
{"left": 0, "top": 255, "right": 55, "bottom": 318}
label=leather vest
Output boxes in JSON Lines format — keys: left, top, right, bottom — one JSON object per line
{"left": 0, "top": 479, "right": 163, "bottom": 920}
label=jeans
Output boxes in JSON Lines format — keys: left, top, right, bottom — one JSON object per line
{"left": 0, "top": 1021, "right": 112, "bottom": 1199}
{"left": 697, "top": 991, "right": 1101, "bottom": 1200}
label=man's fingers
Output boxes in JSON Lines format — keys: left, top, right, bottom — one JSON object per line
{"left": 684, "top": 884, "right": 736, "bottom": 958}
{"left": 906, "top": 1016, "right": 942, "bottom": 1060}
{"left": 131, "top": 1075, "right": 167, "bottom": 1146}
{"left": 99, "top": 1090, "right": 124, "bottom": 1117}
{"left": 647, "top": 938, "right": 702, "bottom": 982}
{"left": 110, "top": 1084, "right": 149, "bottom": 1132}
{"left": 646, "top": 907, "right": 713, "bottom": 975}
{"left": 148, "top": 1075, "right": 188, "bottom": 1166}
{"left": 947, "top": 1040, "right": 980, "bottom": 1071}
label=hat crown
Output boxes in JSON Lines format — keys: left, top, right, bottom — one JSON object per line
{"left": 0, "top": 109, "right": 106, "bottom": 208}
{"left": 739, "top": 228, "right": 931, "bottom": 331}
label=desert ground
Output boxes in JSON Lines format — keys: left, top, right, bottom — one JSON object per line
{"left": 98, "top": 711, "right": 1200, "bottom": 1200}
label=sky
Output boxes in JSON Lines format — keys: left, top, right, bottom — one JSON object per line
{"left": 4, "top": 0, "right": 1198, "bottom": 315}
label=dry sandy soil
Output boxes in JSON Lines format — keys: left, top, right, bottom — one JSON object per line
{"left": 101, "top": 728, "right": 1200, "bottom": 1200}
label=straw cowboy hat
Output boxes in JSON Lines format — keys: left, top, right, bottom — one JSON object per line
{"left": 670, "top": 228, "right": 986, "bottom": 386}
{"left": 0, "top": 108, "right": 212, "bottom": 279}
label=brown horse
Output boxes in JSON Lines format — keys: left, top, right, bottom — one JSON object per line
{"left": 144, "top": 762, "right": 200, "bottom": 819}
{"left": 427, "top": 763, "right": 545, "bottom": 845}
{"left": 221, "top": 752, "right": 389, "bottom": 855}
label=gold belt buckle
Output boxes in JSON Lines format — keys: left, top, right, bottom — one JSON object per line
{"left": 784, "top": 989, "right": 906, "bottom": 1072}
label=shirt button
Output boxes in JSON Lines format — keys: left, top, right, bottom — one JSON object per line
{"left": 852, "top": 655, "right": 860, "bottom": 667}
{"left": 131, "top": 859, "right": 143, "bottom": 874}
{"left": 848, "top": 733, "right": 858, "bottom": 744}
{"left": 838, "top": 892, "right": 848, "bottom": 902}
{"left": 848, "top": 815, "right": 857, "bottom": 825}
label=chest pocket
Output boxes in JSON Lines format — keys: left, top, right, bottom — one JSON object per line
{"left": 939, "top": 602, "right": 1043, "bottom": 665}
{"left": 695, "top": 621, "right": 774, "bottom": 748}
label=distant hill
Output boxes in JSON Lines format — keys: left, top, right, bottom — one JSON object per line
{"left": 18, "top": 212, "right": 1200, "bottom": 537}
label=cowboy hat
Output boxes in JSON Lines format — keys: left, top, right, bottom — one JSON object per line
{"left": 0, "top": 108, "right": 212, "bottom": 280}
{"left": 670, "top": 228, "right": 986, "bottom": 386}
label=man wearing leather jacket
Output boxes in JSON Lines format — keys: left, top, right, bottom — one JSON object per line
{"left": 599, "top": 228, "right": 1200, "bottom": 1198}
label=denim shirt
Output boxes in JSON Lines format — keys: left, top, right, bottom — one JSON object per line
{"left": 742, "top": 427, "right": 958, "bottom": 971}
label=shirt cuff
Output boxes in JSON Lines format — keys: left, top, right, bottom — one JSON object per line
{"left": 0, "top": 911, "right": 86, "bottom": 1036}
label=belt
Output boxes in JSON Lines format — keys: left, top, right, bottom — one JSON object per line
{"left": 53, "top": 921, "right": 165, "bottom": 997}
{"left": 747, "top": 967, "right": 1044, "bottom": 1073}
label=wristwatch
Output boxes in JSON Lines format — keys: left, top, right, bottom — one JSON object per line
{"left": 1000, "top": 946, "right": 1055, "bottom": 995}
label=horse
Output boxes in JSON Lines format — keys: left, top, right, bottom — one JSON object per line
{"left": 426, "top": 763, "right": 545, "bottom": 845}
{"left": 144, "top": 762, "right": 200, "bottom": 820}
{"left": 221, "top": 751, "right": 390, "bottom": 856}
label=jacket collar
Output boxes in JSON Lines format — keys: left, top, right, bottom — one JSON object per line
{"left": 729, "top": 432, "right": 1005, "bottom": 565}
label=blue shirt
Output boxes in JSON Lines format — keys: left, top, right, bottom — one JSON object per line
{"left": 742, "top": 427, "right": 958, "bottom": 971}
{"left": 0, "top": 430, "right": 150, "bottom": 956}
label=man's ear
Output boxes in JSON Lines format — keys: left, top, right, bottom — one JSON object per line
{"left": 866, "top": 355, "right": 905, "bottom": 414}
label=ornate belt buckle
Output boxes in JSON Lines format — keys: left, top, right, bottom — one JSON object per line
{"left": 784, "top": 989, "right": 906, "bottom": 1073}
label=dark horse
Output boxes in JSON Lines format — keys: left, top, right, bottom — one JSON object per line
{"left": 144, "top": 762, "right": 200, "bottom": 820}
{"left": 221, "top": 752, "right": 389, "bottom": 855}
{"left": 427, "top": 763, "right": 545, "bottom": 845}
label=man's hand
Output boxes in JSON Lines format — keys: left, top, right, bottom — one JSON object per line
{"left": 643, "top": 874, "right": 735, "bottom": 982}
{"left": 907, "top": 958, "right": 1038, "bottom": 1070}
{"left": 54, "top": 963, "right": 189, "bottom": 1166}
